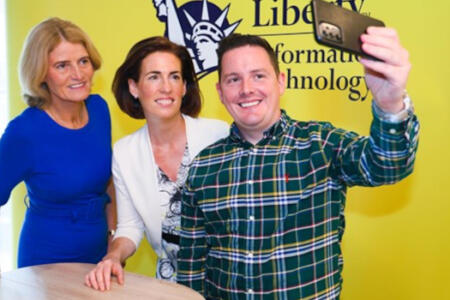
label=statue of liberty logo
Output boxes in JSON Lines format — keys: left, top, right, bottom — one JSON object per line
{"left": 152, "top": 0, "right": 242, "bottom": 78}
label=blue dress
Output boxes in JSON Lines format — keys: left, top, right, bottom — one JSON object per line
{"left": 0, "top": 95, "right": 112, "bottom": 267}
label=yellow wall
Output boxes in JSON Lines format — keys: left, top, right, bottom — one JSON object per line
{"left": 5, "top": 1, "right": 450, "bottom": 299}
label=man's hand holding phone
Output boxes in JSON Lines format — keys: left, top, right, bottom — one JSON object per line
{"left": 311, "top": 0, "right": 411, "bottom": 113}
{"left": 359, "top": 27, "right": 411, "bottom": 113}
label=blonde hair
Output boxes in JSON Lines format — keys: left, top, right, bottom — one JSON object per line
{"left": 18, "top": 17, "right": 102, "bottom": 108}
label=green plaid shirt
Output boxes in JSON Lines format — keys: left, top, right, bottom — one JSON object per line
{"left": 178, "top": 110, "right": 419, "bottom": 300}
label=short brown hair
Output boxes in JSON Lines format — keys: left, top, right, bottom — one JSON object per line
{"left": 112, "top": 36, "right": 201, "bottom": 119}
{"left": 216, "top": 33, "right": 280, "bottom": 79}
{"left": 18, "top": 17, "right": 101, "bottom": 108}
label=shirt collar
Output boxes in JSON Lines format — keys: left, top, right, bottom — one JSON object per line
{"left": 228, "top": 110, "right": 290, "bottom": 145}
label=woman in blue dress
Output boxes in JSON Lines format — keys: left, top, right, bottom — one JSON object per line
{"left": 0, "top": 17, "right": 115, "bottom": 267}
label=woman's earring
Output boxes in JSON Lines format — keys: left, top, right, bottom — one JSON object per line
{"left": 132, "top": 95, "right": 140, "bottom": 107}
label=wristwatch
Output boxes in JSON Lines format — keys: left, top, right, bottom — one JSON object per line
{"left": 372, "top": 91, "right": 414, "bottom": 123}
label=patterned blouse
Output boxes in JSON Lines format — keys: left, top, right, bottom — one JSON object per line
{"left": 156, "top": 145, "right": 190, "bottom": 282}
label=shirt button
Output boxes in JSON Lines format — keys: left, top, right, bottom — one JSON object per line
{"left": 389, "top": 128, "right": 397, "bottom": 134}
{"left": 248, "top": 289, "right": 254, "bottom": 294}
{"left": 249, "top": 215, "right": 255, "bottom": 221}
{"left": 247, "top": 252, "right": 253, "bottom": 258}
{"left": 252, "top": 148, "right": 258, "bottom": 153}
{"left": 248, "top": 180, "right": 254, "bottom": 185}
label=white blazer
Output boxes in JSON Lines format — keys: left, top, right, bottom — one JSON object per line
{"left": 112, "top": 115, "right": 229, "bottom": 256}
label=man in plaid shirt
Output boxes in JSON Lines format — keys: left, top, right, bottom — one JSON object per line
{"left": 178, "top": 29, "right": 419, "bottom": 300}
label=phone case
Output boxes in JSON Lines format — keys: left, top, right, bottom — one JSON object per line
{"left": 311, "top": 0, "right": 385, "bottom": 59}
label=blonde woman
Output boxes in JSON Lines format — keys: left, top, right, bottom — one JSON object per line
{"left": 0, "top": 18, "right": 115, "bottom": 267}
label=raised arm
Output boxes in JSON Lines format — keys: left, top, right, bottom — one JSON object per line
{"left": 360, "top": 26, "right": 411, "bottom": 113}
{"left": 320, "top": 111, "right": 418, "bottom": 187}
{"left": 320, "top": 26, "right": 418, "bottom": 187}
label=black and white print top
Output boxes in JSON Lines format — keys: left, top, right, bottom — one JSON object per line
{"left": 156, "top": 145, "right": 190, "bottom": 282}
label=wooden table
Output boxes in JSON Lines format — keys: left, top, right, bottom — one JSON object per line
{"left": 0, "top": 263, "right": 204, "bottom": 300}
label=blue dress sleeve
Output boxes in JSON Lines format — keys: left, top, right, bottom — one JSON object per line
{"left": 0, "top": 118, "right": 33, "bottom": 205}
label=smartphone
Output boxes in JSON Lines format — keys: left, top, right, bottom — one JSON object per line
{"left": 311, "top": 0, "right": 385, "bottom": 59}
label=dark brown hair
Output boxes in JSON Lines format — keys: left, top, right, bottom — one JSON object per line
{"left": 112, "top": 36, "right": 201, "bottom": 119}
{"left": 216, "top": 33, "right": 280, "bottom": 79}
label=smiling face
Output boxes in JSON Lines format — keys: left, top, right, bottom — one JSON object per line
{"left": 216, "top": 45, "right": 285, "bottom": 143}
{"left": 44, "top": 41, "right": 94, "bottom": 106}
{"left": 128, "top": 51, "right": 186, "bottom": 122}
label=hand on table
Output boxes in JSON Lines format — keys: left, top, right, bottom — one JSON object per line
{"left": 85, "top": 255, "right": 124, "bottom": 291}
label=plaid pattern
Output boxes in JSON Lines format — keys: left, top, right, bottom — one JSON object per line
{"left": 178, "top": 110, "right": 419, "bottom": 300}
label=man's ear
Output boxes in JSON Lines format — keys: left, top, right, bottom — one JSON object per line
{"left": 278, "top": 72, "right": 286, "bottom": 96}
{"left": 216, "top": 82, "right": 224, "bottom": 104}
{"left": 128, "top": 78, "right": 139, "bottom": 99}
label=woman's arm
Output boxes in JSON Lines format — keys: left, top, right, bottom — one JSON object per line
{"left": 105, "top": 178, "right": 117, "bottom": 249}
{"left": 85, "top": 147, "right": 145, "bottom": 291}
{"left": 0, "top": 119, "right": 33, "bottom": 205}
{"left": 84, "top": 237, "right": 136, "bottom": 291}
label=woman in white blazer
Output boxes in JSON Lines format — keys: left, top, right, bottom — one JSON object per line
{"left": 85, "top": 37, "right": 229, "bottom": 291}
